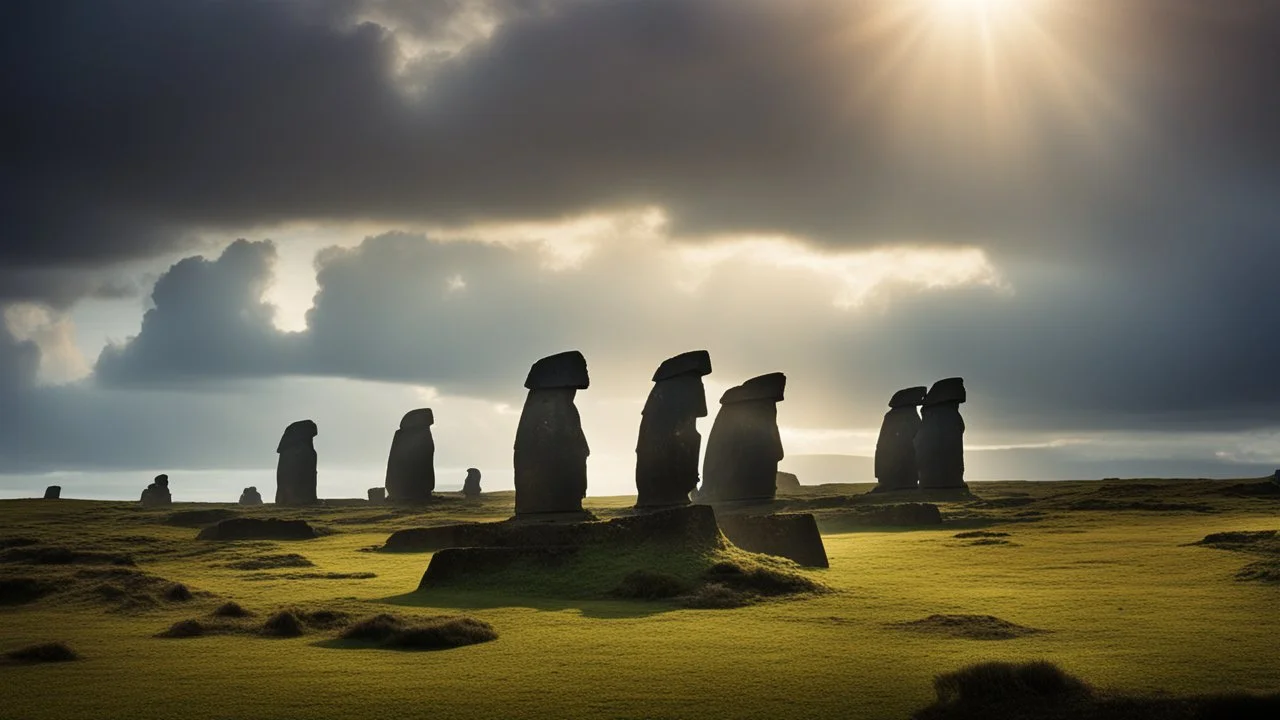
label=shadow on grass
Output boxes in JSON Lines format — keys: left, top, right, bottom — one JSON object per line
{"left": 377, "top": 588, "right": 677, "bottom": 619}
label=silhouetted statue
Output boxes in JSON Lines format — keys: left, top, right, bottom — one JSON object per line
{"left": 915, "top": 378, "right": 967, "bottom": 489}
{"left": 43, "top": 486, "right": 61, "bottom": 500}
{"left": 385, "top": 408, "right": 436, "bottom": 503}
{"left": 700, "top": 372, "right": 786, "bottom": 502}
{"left": 140, "top": 474, "right": 172, "bottom": 506}
{"left": 635, "top": 350, "right": 712, "bottom": 508}
{"left": 514, "top": 351, "right": 590, "bottom": 515}
{"left": 276, "top": 420, "right": 318, "bottom": 505}
{"left": 462, "top": 468, "right": 482, "bottom": 498}
{"left": 368, "top": 487, "right": 386, "bottom": 504}
{"left": 239, "top": 486, "right": 263, "bottom": 505}
{"left": 874, "top": 386, "right": 927, "bottom": 491}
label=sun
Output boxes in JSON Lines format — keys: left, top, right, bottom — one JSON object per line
{"left": 929, "top": 0, "right": 1024, "bottom": 26}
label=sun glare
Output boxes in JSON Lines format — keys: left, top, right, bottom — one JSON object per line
{"left": 930, "top": 0, "right": 1023, "bottom": 25}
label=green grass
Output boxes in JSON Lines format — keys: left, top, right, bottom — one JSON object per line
{"left": 1, "top": 479, "right": 1278, "bottom": 719}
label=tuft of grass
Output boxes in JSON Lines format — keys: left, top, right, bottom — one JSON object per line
{"left": 212, "top": 601, "right": 251, "bottom": 618}
{"left": 339, "top": 614, "right": 497, "bottom": 651}
{"left": 261, "top": 611, "right": 305, "bottom": 637}
{"left": 0, "top": 577, "right": 56, "bottom": 605}
{"left": 162, "top": 583, "right": 193, "bottom": 602}
{"left": 703, "top": 560, "right": 826, "bottom": 596}
{"left": 893, "top": 614, "right": 1045, "bottom": 641}
{"left": 931, "top": 660, "right": 1092, "bottom": 707}
{"left": 156, "top": 620, "right": 205, "bottom": 638}
{"left": 610, "top": 570, "right": 691, "bottom": 600}
{"left": 3, "top": 641, "right": 80, "bottom": 664}
{"left": 678, "top": 582, "right": 750, "bottom": 609}
{"left": 223, "top": 553, "right": 315, "bottom": 571}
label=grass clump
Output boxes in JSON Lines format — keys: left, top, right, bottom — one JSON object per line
{"left": 224, "top": 553, "right": 314, "bottom": 571}
{"left": 3, "top": 642, "right": 80, "bottom": 665}
{"left": 261, "top": 611, "right": 305, "bottom": 637}
{"left": 162, "top": 583, "right": 193, "bottom": 602}
{"left": 212, "top": 601, "right": 251, "bottom": 618}
{"left": 156, "top": 620, "right": 206, "bottom": 638}
{"left": 339, "top": 614, "right": 497, "bottom": 651}
{"left": 703, "top": 560, "right": 825, "bottom": 596}
{"left": 611, "top": 570, "right": 691, "bottom": 600}
{"left": 0, "top": 577, "right": 56, "bottom": 605}
{"left": 892, "top": 614, "right": 1045, "bottom": 640}
{"left": 679, "top": 582, "right": 750, "bottom": 609}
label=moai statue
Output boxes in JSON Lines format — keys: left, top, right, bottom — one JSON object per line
{"left": 513, "top": 351, "right": 590, "bottom": 515}
{"left": 462, "top": 468, "right": 482, "bottom": 499}
{"left": 384, "top": 408, "right": 436, "bottom": 503}
{"left": 43, "top": 485, "right": 61, "bottom": 500}
{"left": 635, "top": 350, "right": 712, "bottom": 508}
{"left": 368, "top": 487, "right": 386, "bottom": 504}
{"left": 915, "top": 378, "right": 967, "bottom": 489}
{"left": 276, "top": 420, "right": 318, "bottom": 505}
{"left": 700, "top": 372, "right": 786, "bottom": 502}
{"left": 140, "top": 474, "right": 172, "bottom": 506}
{"left": 874, "top": 386, "right": 927, "bottom": 491}
{"left": 238, "top": 486, "right": 264, "bottom": 505}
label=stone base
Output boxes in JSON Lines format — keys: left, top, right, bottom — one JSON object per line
{"left": 509, "top": 510, "right": 597, "bottom": 524}
{"left": 715, "top": 512, "right": 829, "bottom": 568}
{"left": 419, "top": 547, "right": 580, "bottom": 588}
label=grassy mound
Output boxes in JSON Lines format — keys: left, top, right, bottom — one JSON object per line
{"left": 892, "top": 614, "right": 1045, "bottom": 640}
{"left": 261, "top": 611, "right": 305, "bottom": 637}
{"left": 1194, "top": 530, "right": 1280, "bottom": 583}
{"left": 0, "top": 577, "right": 57, "bottom": 605}
{"left": 611, "top": 570, "right": 691, "bottom": 600}
{"left": 0, "top": 546, "right": 135, "bottom": 566}
{"left": 913, "top": 660, "right": 1280, "bottom": 720}
{"left": 224, "top": 553, "right": 315, "bottom": 570}
{"left": 156, "top": 619, "right": 207, "bottom": 638}
{"left": 212, "top": 601, "right": 251, "bottom": 618}
{"left": 164, "top": 509, "right": 240, "bottom": 527}
{"left": 2, "top": 642, "right": 80, "bottom": 665}
{"left": 162, "top": 583, "right": 193, "bottom": 601}
{"left": 339, "top": 614, "right": 497, "bottom": 651}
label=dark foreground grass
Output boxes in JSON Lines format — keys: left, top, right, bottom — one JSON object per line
{"left": 338, "top": 613, "right": 497, "bottom": 651}
{"left": 2, "top": 641, "right": 79, "bottom": 664}
{"left": 913, "top": 661, "right": 1280, "bottom": 720}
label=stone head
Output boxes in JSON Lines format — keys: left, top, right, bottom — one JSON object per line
{"left": 720, "top": 372, "right": 786, "bottom": 404}
{"left": 277, "top": 419, "right": 319, "bottom": 453}
{"left": 525, "top": 350, "right": 590, "bottom": 390}
{"left": 888, "top": 386, "right": 928, "bottom": 408}
{"left": 466, "top": 468, "right": 481, "bottom": 480}
{"left": 923, "top": 377, "right": 966, "bottom": 406}
{"left": 400, "top": 408, "right": 435, "bottom": 429}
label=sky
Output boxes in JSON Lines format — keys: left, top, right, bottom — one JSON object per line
{"left": 3, "top": 0, "right": 1280, "bottom": 500}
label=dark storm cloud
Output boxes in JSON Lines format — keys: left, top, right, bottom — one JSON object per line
{"left": 5, "top": 0, "right": 1279, "bottom": 304}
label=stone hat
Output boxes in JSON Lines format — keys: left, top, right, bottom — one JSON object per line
{"left": 399, "top": 408, "right": 435, "bottom": 429}
{"left": 525, "top": 350, "right": 590, "bottom": 390}
{"left": 652, "top": 350, "right": 712, "bottom": 382}
{"left": 888, "top": 386, "right": 928, "bottom": 408}
{"left": 154, "top": 474, "right": 169, "bottom": 486}
{"left": 923, "top": 377, "right": 966, "bottom": 405}
{"left": 277, "top": 419, "right": 318, "bottom": 452}
{"left": 720, "top": 372, "right": 786, "bottom": 404}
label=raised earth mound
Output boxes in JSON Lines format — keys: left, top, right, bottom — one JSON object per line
{"left": 407, "top": 504, "right": 828, "bottom": 605}
{"left": 196, "top": 518, "right": 317, "bottom": 541}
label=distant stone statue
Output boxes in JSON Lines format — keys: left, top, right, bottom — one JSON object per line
{"left": 635, "top": 350, "right": 712, "bottom": 508}
{"left": 276, "top": 420, "right": 318, "bottom": 505}
{"left": 43, "top": 485, "right": 61, "bottom": 500}
{"left": 915, "top": 378, "right": 967, "bottom": 489}
{"left": 368, "top": 487, "right": 386, "bottom": 504}
{"left": 462, "top": 468, "right": 482, "bottom": 498}
{"left": 700, "top": 372, "right": 786, "bottom": 502}
{"left": 874, "top": 386, "right": 927, "bottom": 491}
{"left": 514, "top": 351, "right": 590, "bottom": 515}
{"left": 385, "top": 408, "right": 436, "bottom": 503}
{"left": 238, "top": 486, "right": 264, "bottom": 505}
{"left": 140, "top": 474, "right": 172, "bottom": 506}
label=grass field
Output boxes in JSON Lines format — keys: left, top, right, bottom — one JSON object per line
{"left": 2, "top": 479, "right": 1278, "bottom": 719}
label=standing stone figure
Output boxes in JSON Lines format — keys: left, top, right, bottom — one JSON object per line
{"left": 514, "top": 351, "right": 590, "bottom": 515}
{"left": 276, "top": 420, "right": 318, "bottom": 505}
{"left": 635, "top": 350, "right": 712, "bottom": 508}
{"left": 368, "top": 487, "right": 386, "bottom": 504}
{"left": 915, "top": 378, "right": 967, "bottom": 489}
{"left": 462, "top": 468, "right": 482, "bottom": 498}
{"left": 239, "top": 486, "right": 264, "bottom": 505}
{"left": 874, "top": 386, "right": 927, "bottom": 491}
{"left": 43, "top": 485, "right": 61, "bottom": 500}
{"left": 140, "top": 474, "right": 172, "bottom": 506}
{"left": 384, "top": 408, "right": 436, "bottom": 503}
{"left": 700, "top": 372, "right": 787, "bottom": 502}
